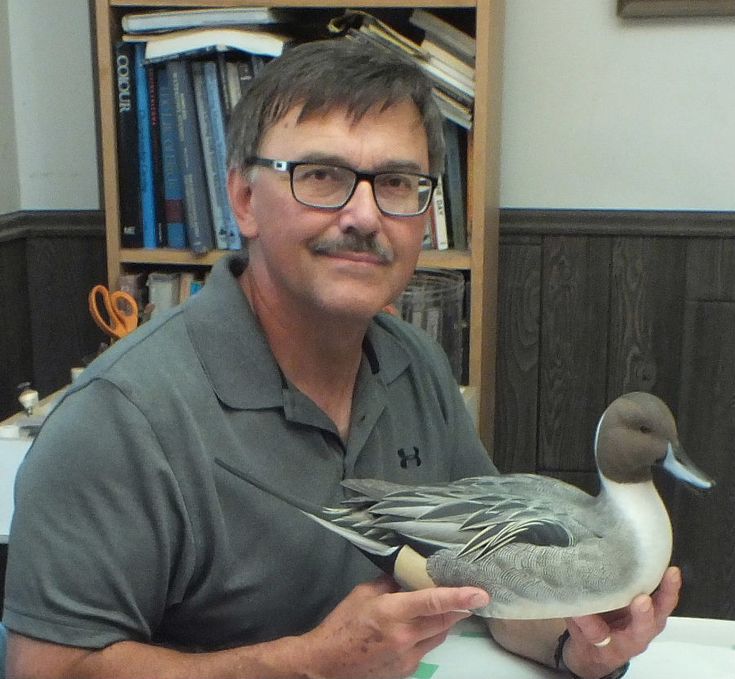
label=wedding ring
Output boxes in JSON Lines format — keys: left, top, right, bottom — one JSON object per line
{"left": 593, "top": 636, "right": 612, "bottom": 648}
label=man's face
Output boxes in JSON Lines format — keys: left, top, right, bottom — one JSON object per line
{"left": 228, "top": 101, "right": 430, "bottom": 322}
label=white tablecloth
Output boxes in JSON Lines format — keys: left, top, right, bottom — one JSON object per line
{"left": 412, "top": 616, "right": 735, "bottom": 679}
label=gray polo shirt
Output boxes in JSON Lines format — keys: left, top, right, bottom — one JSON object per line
{"left": 4, "top": 254, "right": 496, "bottom": 651}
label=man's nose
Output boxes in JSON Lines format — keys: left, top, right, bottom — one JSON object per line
{"left": 338, "top": 179, "right": 382, "bottom": 233}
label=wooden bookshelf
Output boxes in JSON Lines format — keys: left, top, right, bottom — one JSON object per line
{"left": 93, "top": 0, "right": 503, "bottom": 450}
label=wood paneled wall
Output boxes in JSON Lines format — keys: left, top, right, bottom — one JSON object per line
{"left": 0, "top": 211, "right": 107, "bottom": 421}
{"left": 494, "top": 209, "right": 735, "bottom": 620}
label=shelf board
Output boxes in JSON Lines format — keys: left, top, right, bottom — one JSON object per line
{"left": 110, "top": 1, "right": 476, "bottom": 7}
{"left": 120, "top": 248, "right": 223, "bottom": 266}
{"left": 119, "top": 247, "right": 471, "bottom": 269}
{"left": 417, "top": 248, "right": 471, "bottom": 269}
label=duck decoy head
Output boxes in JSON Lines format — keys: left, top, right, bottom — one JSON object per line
{"left": 594, "top": 392, "right": 715, "bottom": 489}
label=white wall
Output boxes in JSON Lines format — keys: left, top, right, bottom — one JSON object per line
{"left": 6, "top": 0, "right": 98, "bottom": 210}
{"left": 0, "top": 0, "right": 20, "bottom": 214}
{"left": 1, "top": 0, "right": 735, "bottom": 212}
{"left": 501, "top": 0, "right": 735, "bottom": 210}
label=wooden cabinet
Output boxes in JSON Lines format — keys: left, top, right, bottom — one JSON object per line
{"left": 92, "top": 0, "right": 503, "bottom": 449}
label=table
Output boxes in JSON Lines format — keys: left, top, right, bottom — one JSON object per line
{"left": 411, "top": 616, "right": 735, "bottom": 679}
{"left": 0, "top": 387, "right": 66, "bottom": 542}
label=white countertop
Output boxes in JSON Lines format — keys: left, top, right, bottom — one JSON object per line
{"left": 0, "top": 437, "right": 32, "bottom": 541}
{"left": 412, "top": 616, "right": 735, "bottom": 679}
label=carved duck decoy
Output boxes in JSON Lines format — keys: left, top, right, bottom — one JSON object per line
{"left": 217, "top": 392, "right": 714, "bottom": 618}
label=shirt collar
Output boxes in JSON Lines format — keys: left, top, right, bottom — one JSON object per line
{"left": 185, "top": 254, "right": 411, "bottom": 411}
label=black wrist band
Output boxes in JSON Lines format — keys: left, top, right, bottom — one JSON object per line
{"left": 554, "top": 629, "right": 631, "bottom": 679}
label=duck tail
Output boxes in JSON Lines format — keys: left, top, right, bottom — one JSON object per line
{"left": 214, "top": 457, "right": 396, "bottom": 558}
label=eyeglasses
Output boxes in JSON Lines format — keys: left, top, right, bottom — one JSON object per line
{"left": 247, "top": 157, "right": 437, "bottom": 217}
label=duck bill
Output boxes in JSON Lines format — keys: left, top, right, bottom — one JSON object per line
{"left": 659, "top": 442, "right": 715, "bottom": 490}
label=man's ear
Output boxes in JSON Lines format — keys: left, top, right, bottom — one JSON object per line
{"left": 227, "top": 168, "right": 259, "bottom": 240}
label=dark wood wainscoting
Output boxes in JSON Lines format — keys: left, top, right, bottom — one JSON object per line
{"left": 0, "top": 211, "right": 107, "bottom": 421}
{"left": 494, "top": 209, "right": 735, "bottom": 620}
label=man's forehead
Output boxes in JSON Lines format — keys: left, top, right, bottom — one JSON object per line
{"left": 274, "top": 100, "right": 425, "bottom": 132}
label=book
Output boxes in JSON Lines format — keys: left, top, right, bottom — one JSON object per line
{"left": 113, "top": 41, "right": 143, "bottom": 248}
{"left": 134, "top": 43, "right": 158, "bottom": 249}
{"left": 409, "top": 9, "right": 476, "bottom": 63}
{"left": 190, "top": 277, "right": 205, "bottom": 295}
{"left": 122, "top": 7, "right": 293, "bottom": 34}
{"left": 166, "top": 59, "right": 214, "bottom": 254}
{"left": 178, "top": 271, "right": 206, "bottom": 302}
{"left": 235, "top": 57, "right": 255, "bottom": 102}
{"left": 432, "top": 89, "right": 472, "bottom": 130}
{"left": 200, "top": 60, "right": 241, "bottom": 250}
{"left": 423, "top": 54, "right": 474, "bottom": 92}
{"left": 192, "top": 61, "right": 229, "bottom": 250}
{"left": 146, "top": 62, "right": 167, "bottom": 246}
{"left": 431, "top": 175, "right": 449, "bottom": 251}
{"left": 215, "top": 53, "right": 235, "bottom": 117}
{"left": 215, "top": 52, "right": 252, "bottom": 117}
{"left": 178, "top": 270, "right": 195, "bottom": 303}
{"left": 418, "top": 56, "right": 474, "bottom": 105}
{"left": 156, "top": 66, "right": 187, "bottom": 249}
{"left": 442, "top": 120, "right": 467, "bottom": 251}
{"left": 249, "top": 54, "right": 268, "bottom": 74}
{"left": 422, "top": 38, "right": 475, "bottom": 80}
{"left": 125, "top": 28, "right": 291, "bottom": 63}
{"left": 421, "top": 212, "right": 436, "bottom": 250}
{"left": 334, "top": 13, "right": 474, "bottom": 115}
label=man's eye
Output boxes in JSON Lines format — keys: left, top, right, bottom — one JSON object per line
{"left": 300, "top": 166, "right": 339, "bottom": 182}
{"left": 381, "top": 174, "right": 413, "bottom": 190}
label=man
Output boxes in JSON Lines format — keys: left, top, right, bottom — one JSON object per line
{"left": 4, "top": 39, "right": 677, "bottom": 679}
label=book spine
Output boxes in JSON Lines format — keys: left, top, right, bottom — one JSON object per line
{"left": 178, "top": 270, "right": 195, "bottom": 303}
{"left": 134, "top": 43, "right": 158, "bottom": 249}
{"left": 203, "top": 60, "right": 242, "bottom": 250}
{"left": 192, "top": 61, "right": 229, "bottom": 250}
{"left": 409, "top": 9, "right": 475, "bottom": 62}
{"left": 421, "top": 211, "right": 436, "bottom": 250}
{"left": 156, "top": 67, "right": 187, "bottom": 249}
{"left": 146, "top": 62, "right": 167, "bottom": 246}
{"left": 167, "top": 59, "right": 214, "bottom": 254}
{"left": 432, "top": 175, "right": 449, "bottom": 251}
{"left": 114, "top": 42, "right": 143, "bottom": 248}
{"left": 442, "top": 120, "right": 467, "bottom": 250}
{"left": 236, "top": 57, "right": 254, "bottom": 99}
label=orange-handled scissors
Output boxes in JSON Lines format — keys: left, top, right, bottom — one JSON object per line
{"left": 88, "top": 284, "right": 139, "bottom": 341}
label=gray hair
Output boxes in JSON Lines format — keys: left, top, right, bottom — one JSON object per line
{"left": 226, "top": 38, "right": 445, "bottom": 175}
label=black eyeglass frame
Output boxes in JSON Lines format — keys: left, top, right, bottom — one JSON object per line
{"left": 245, "top": 157, "right": 437, "bottom": 217}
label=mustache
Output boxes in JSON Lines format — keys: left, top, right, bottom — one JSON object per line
{"left": 310, "top": 232, "right": 395, "bottom": 264}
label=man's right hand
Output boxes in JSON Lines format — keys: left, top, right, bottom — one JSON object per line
{"left": 295, "top": 576, "right": 491, "bottom": 679}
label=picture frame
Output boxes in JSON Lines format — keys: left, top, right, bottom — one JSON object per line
{"left": 618, "top": 0, "right": 735, "bottom": 16}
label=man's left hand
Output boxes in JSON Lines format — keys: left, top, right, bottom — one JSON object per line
{"left": 563, "top": 566, "right": 681, "bottom": 678}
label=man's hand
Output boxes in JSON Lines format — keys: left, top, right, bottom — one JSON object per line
{"left": 296, "top": 576, "right": 490, "bottom": 679}
{"left": 562, "top": 566, "right": 681, "bottom": 679}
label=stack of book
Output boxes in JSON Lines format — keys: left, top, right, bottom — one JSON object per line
{"left": 329, "top": 10, "right": 474, "bottom": 251}
{"left": 115, "top": 7, "right": 472, "bottom": 255}
{"left": 116, "top": 7, "right": 294, "bottom": 253}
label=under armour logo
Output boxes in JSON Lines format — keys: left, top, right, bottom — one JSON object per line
{"left": 397, "top": 446, "right": 421, "bottom": 468}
